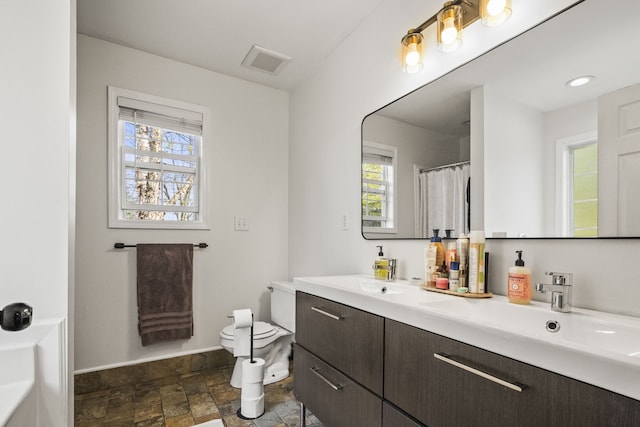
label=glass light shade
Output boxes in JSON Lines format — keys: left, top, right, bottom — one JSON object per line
{"left": 437, "top": 3, "right": 462, "bottom": 53}
{"left": 481, "top": 0, "right": 512, "bottom": 26}
{"left": 401, "top": 32, "right": 424, "bottom": 73}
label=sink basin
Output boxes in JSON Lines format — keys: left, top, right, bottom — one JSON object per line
{"left": 421, "top": 297, "right": 640, "bottom": 360}
{"left": 358, "top": 278, "right": 404, "bottom": 295}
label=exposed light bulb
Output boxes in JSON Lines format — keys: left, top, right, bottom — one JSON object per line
{"left": 441, "top": 17, "right": 458, "bottom": 45}
{"left": 401, "top": 31, "right": 423, "bottom": 73}
{"left": 437, "top": 3, "right": 462, "bottom": 52}
{"left": 487, "top": 0, "right": 507, "bottom": 16}
{"left": 481, "top": 0, "right": 511, "bottom": 26}
{"left": 404, "top": 50, "right": 420, "bottom": 67}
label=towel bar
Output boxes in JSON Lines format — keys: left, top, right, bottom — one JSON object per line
{"left": 114, "top": 242, "right": 208, "bottom": 249}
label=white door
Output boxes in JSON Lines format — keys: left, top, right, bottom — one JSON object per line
{"left": 598, "top": 82, "right": 640, "bottom": 236}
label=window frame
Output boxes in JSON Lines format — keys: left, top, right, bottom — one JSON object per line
{"left": 362, "top": 140, "right": 398, "bottom": 234}
{"left": 107, "top": 86, "right": 210, "bottom": 229}
{"left": 555, "top": 131, "right": 597, "bottom": 237}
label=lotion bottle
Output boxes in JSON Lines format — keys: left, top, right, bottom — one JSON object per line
{"left": 508, "top": 250, "right": 531, "bottom": 304}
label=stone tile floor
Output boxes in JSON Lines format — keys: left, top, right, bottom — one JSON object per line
{"left": 75, "top": 364, "right": 324, "bottom": 427}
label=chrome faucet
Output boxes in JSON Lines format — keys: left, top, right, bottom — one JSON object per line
{"left": 535, "top": 272, "right": 573, "bottom": 313}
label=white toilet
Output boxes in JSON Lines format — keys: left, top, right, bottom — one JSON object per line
{"left": 219, "top": 281, "right": 296, "bottom": 388}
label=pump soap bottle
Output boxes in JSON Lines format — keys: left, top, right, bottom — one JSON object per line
{"left": 508, "top": 250, "right": 531, "bottom": 304}
{"left": 374, "top": 246, "right": 389, "bottom": 281}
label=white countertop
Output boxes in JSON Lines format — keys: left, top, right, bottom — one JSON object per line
{"left": 294, "top": 275, "right": 640, "bottom": 401}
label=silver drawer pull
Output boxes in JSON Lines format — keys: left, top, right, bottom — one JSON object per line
{"left": 311, "top": 306, "right": 343, "bottom": 321}
{"left": 434, "top": 352, "right": 526, "bottom": 393}
{"left": 310, "top": 366, "right": 343, "bottom": 391}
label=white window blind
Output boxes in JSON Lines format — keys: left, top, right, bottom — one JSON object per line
{"left": 108, "top": 86, "right": 209, "bottom": 229}
{"left": 117, "top": 96, "right": 203, "bottom": 135}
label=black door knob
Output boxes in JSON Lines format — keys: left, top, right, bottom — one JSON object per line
{"left": 0, "top": 303, "right": 33, "bottom": 331}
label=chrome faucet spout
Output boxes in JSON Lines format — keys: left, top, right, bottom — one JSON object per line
{"left": 536, "top": 272, "right": 573, "bottom": 313}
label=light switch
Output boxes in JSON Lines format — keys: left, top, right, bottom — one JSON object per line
{"left": 234, "top": 215, "right": 249, "bottom": 231}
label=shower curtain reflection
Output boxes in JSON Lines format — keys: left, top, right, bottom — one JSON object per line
{"left": 417, "top": 162, "right": 470, "bottom": 238}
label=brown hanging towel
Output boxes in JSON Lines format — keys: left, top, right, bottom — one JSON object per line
{"left": 136, "top": 243, "right": 194, "bottom": 346}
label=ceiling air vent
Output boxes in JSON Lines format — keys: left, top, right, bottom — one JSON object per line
{"left": 241, "top": 45, "right": 291, "bottom": 75}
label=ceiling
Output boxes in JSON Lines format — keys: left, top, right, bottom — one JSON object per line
{"left": 77, "top": 0, "right": 385, "bottom": 91}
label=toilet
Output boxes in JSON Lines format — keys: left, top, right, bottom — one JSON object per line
{"left": 219, "top": 281, "right": 295, "bottom": 388}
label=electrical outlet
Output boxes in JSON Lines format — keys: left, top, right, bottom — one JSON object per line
{"left": 234, "top": 215, "right": 249, "bottom": 231}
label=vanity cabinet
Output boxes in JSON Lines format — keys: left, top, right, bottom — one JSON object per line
{"left": 294, "top": 290, "right": 640, "bottom": 427}
{"left": 385, "top": 319, "right": 640, "bottom": 427}
{"left": 294, "top": 292, "right": 384, "bottom": 426}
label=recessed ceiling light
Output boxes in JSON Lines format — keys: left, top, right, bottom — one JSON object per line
{"left": 565, "top": 75, "right": 595, "bottom": 88}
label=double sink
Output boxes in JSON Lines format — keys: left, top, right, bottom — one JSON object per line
{"left": 294, "top": 275, "right": 640, "bottom": 401}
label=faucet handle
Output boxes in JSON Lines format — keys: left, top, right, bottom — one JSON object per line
{"left": 544, "top": 272, "right": 573, "bottom": 286}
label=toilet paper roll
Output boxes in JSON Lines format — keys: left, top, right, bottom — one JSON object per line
{"left": 240, "top": 393, "right": 265, "bottom": 419}
{"left": 242, "top": 358, "right": 265, "bottom": 384}
{"left": 233, "top": 309, "right": 253, "bottom": 357}
{"left": 241, "top": 357, "right": 265, "bottom": 419}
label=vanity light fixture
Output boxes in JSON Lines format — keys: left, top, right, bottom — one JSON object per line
{"left": 565, "top": 75, "right": 595, "bottom": 88}
{"left": 401, "top": 0, "right": 512, "bottom": 73}
{"left": 401, "top": 31, "right": 425, "bottom": 73}
{"left": 438, "top": 2, "right": 463, "bottom": 52}
{"left": 480, "top": 0, "right": 512, "bottom": 27}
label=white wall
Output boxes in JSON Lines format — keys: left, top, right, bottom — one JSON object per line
{"left": 483, "top": 86, "right": 545, "bottom": 237}
{"left": 0, "top": 0, "right": 74, "bottom": 424}
{"left": 289, "top": 0, "right": 640, "bottom": 317}
{"left": 75, "top": 35, "right": 289, "bottom": 372}
{"left": 362, "top": 114, "right": 461, "bottom": 237}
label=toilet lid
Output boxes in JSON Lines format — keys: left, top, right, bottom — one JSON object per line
{"left": 221, "top": 321, "right": 276, "bottom": 339}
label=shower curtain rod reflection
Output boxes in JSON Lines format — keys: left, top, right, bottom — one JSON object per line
{"left": 114, "top": 242, "right": 208, "bottom": 249}
{"left": 420, "top": 160, "right": 470, "bottom": 173}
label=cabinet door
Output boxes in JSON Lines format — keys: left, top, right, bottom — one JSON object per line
{"left": 385, "top": 319, "right": 640, "bottom": 427}
{"left": 296, "top": 292, "right": 384, "bottom": 395}
{"left": 294, "top": 344, "right": 382, "bottom": 427}
{"left": 383, "top": 402, "right": 424, "bottom": 427}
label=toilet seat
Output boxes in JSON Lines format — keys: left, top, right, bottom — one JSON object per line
{"left": 220, "top": 321, "right": 279, "bottom": 348}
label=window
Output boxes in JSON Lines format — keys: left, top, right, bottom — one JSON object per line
{"left": 555, "top": 132, "right": 597, "bottom": 237}
{"left": 108, "top": 86, "right": 210, "bottom": 229}
{"left": 362, "top": 141, "right": 397, "bottom": 233}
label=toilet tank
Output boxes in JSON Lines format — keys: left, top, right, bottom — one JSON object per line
{"left": 269, "top": 281, "right": 296, "bottom": 333}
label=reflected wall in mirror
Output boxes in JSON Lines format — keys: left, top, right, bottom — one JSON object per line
{"left": 362, "top": 0, "right": 640, "bottom": 239}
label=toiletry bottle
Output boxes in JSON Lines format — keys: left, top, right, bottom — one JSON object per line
{"left": 425, "top": 242, "right": 438, "bottom": 287}
{"left": 508, "top": 250, "right": 531, "bottom": 304}
{"left": 374, "top": 246, "right": 389, "bottom": 280}
{"left": 449, "top": 261, "right": 460, "bottom": 291}
{"left": 445, "top": 241, "right": 457, "bottom": 271}
{"left": 431, "top": 229, "right": 445, "bottom": 268}
{"left": 456, "top": 233, "right": 469, "bottom": 289}
{"left": 468, "top": 231, "right": 485, "bottom": 293}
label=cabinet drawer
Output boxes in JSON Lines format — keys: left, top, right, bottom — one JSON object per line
{"left": 294, "top": 344, "right": 382, "bottom": 427}
{"left": 296, "top": 292, "right": 384, "bottom": 395}
{"left": 385, "top": 319, "right": 640, "bottom": 427}
{"left": 383, "top": 402, "right": 423, "bottom": 427}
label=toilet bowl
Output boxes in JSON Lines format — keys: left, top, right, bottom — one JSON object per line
{"left": 219, "top": 281, "right": 295, "bottom": 388}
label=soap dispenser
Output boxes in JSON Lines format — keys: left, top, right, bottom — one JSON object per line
{"left": 508, "top": 250, "right": 531, "bottom": 304}
{"left": 374, "top": 246, "right": 389, "bottom": 280}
